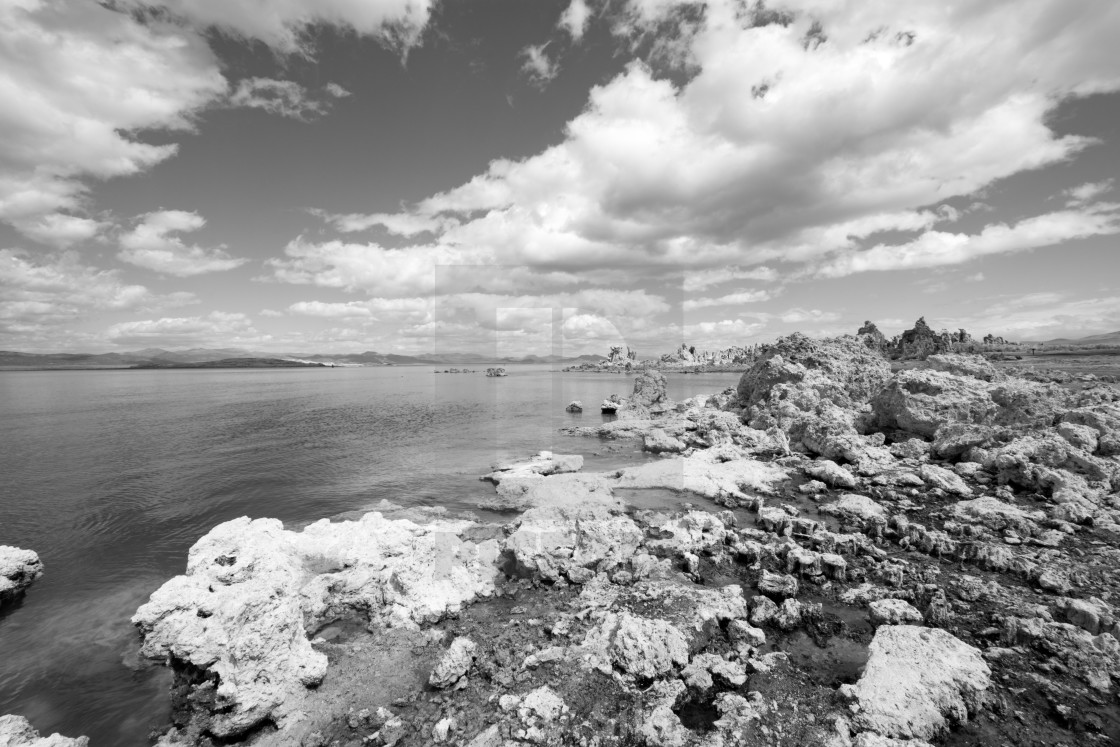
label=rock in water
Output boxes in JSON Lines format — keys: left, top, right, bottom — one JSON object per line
{"left": 132, "top": 513, "right": 501, "bottom": 738}
{"left": 0, "top": 715, "right": 88, "bottom": 746}
{"left": 853, "top": 626, "right": 990, "bottom": 740}
{"left": 632, "top": 369, "right": 667, "bottom": 408}
{"left": 565, "top": 401, "right": 583, "bottom": 413}
{"left": 0, "top": 546, "right": 43, "bottom": 609}
{"left": 430, "top": 637, "right": 478, "bottom": 688}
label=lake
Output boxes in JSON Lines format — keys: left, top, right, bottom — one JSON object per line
{"left": 0, "top": 365, "right": 741, "bottom": 744}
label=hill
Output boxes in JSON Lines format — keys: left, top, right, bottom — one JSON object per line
{"left": 1035, "top": 330, "right": 1120, "bottom": 346}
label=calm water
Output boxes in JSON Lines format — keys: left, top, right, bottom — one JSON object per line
{"left": 0, "top": 365, "right": 740, "bottom": 744}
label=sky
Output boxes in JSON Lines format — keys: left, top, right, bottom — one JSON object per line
{"left": 1, "top": 0, "right": 1118, "bottom": 357}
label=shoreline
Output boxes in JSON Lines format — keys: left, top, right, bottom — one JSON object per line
{"left": 6, "top": 338, "right": 1120, "bottom": 746}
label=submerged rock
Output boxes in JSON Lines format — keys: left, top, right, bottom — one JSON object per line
{"left": 853, "top": 626, "right": 990, "bottom": 740}
{"left": 0, "top": 716, "right": 88, "bottom": 747}
{"left": 0, "top": 546, "right": 43, "bottom": 608}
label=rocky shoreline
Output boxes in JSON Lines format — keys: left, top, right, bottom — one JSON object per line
{"left": 7, "top": 332, "right": 1120, "bottom": 746}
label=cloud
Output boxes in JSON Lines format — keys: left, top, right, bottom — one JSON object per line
{"left": 120, "top": 0, "right": 438, "bottom": 53}
{"left": 357, "top": 0, "right": 1120, "bottom": 283}
{"left": 118, "top": 210, "right": 249, "bottom": 276}
{"left": 943, "top": 293, "right": 1120, "bottom": 340}
{"left": 778, "top": 308, "right": 840, "bottom": 324}
{"left": 106, "top": 311, "right": 261, "bottom": 347}
{"left": 521, "top": 43, "right": 559, "bottom": 87}
{"left": 324, "top": 82, "right": 352, "bottom": 98}
{"left": 1064, "top": 179, "right": 1115, "bottom": 206}
{"left": 682, "top": 266, "right": 778, "bottom": 292}
{"left": 682, "top": 289, "right": 773, "bottom": 310}
{"left": 815, "top": 203, "right": 1120, "bottom": 277}
{"left": 228, "top": 77, "right": 331, "bottom": 120}
{"left": 0, "top": 1, "right": 227, "bottom": 245}
{"left": 287, "top": 297, "right": 432, "bottom": 321}
{"left": 310, "top": 209, "right": 455, "bottom": 236}
{"left": 559, "top": 0, "right": 593, "bottom": 40}
{"left": 0, "top": 249, "right": 195, "bottom": 345}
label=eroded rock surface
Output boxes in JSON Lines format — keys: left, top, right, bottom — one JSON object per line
{"left": 0, "top": 546, "right": 43, "bottom": 609}
{"left": 0, "top": 716, "right": 88, "bottom": 747}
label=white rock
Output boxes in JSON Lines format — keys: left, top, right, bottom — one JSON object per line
{"left": 0, "top": 715, "right": 88, "bottom": 747}
{"left": 869, "top": 599, "right": 924, "bottom": 627}
{"left": 919, "top": 464, "right": 972, "bottom": 497}
{"left": 430, "top": 637, "right": 478, "bottom": 688}
{"left": 505, "top": 505, "right": 642, "bottom": 583}
{"left": 133, "top": 512, "right": 501, "bottom": 738}
{"left": 0, "top": 546, "right": 43, "bottom": 607}
{"left": 805, "top": 460, "right": 858, "bottom": 489}
{"left": 644, "top": 429, "right": 688, "bottom": 454}
{"left": 854, "top": 626, "right": 990, "bottom": 740}
{"left": 613, "top": 453, "right": 786, "bottom": 500}
{"left": 517, "top": 686, "right": 567, "bottom": 723}
{"left": 820, "top": 494, "right": 886, "bottom": 527}
{"left": 482, "top": 451, "right": 584, "bottom": 483}
{"left": 581, "top": 612, "right": 689, "bottom": 679}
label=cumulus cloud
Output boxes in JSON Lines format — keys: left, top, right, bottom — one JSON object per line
{"left": 106, "top": 311, "right": 261, "bottom": 347}
{"left": 119, "top": 0, "right": 437, "bottom": 53}
{"left": 228, "top": 78, "right": 331, "bottom": 120}
{"left": 778, "top": 308, "right": 840, "bottom": 324}
{"left": 0, "top": 1, "right": 226, "bottom": 245}
{"left": 682, "top": 266, "right": 778, "bottom": 292}
{"left": 815, "top": 203, "right": 1120, "bottom": 277}
{"left": 682, "top": 290, "right": 773, "bottom": 311}
{"left": 1064, "top": 180, "right": 1115, "bottom": 207}
{"left": 0, "top": 249, "right": 195, "bottom": 344}
{"left": 288, "top": 297, "right": 432, "bottom": 321}
{"left": 325, "top": 82, "right": 352, "bottom": 98}
{"left": 310, "top": 209, "right": 456, "bottom": 236}
{"left": 559, "top": 0, "right": 593, "bottom": 40}
{"left": 945, "top": 293, "right": 1120, "bottom": 340}
{"left": 118, "top": 210, "right": 249, "bottom": 276}
{"left": 327, "top": 0, "right": 1120, "bottom": 285}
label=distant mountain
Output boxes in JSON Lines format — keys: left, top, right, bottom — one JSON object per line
{"left": 1035, "top": 330, "right": 1120, "bottom": 346}
{"left": 131, "top": 358, "right": 326, "bottom": 369}
{"left": 1, "top": 348, "right": 607, "bottom": 369}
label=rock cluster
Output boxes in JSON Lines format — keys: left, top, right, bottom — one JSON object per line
{"left": 0, "top": 546, "right": 43, "bottom": 609}
{"left": 133, "top": 335, "right": 1120, "bottom": 747}
{"left": 0, "top": 716, "right": 88, "bottom": 747}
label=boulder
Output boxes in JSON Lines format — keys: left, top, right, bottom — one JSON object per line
{"left": 643, "top": 429, "right": 687, "bottom": 454}
{"left": 853, "top": 626, "right": 990, "bottom": 740}
{"left": 869, "top": 599, "right": 923, "bottom": 627}
{"left": 505, "top": 505, "right": 643, "bottom": 583}
{"left": 757, "top": 571, "right": 799, "bottom": 600}
{"left": 804, "top": 459, "right": 858, "bottom": 489}
{"left": 481, "top": 451, "right": 583, "bottom": 483}
{"left": 926, "top": 354, "right": 1000, "bottom": 382}
{"left": 133, "top": 513, "right": 501, "bottom": 737}
{"left": 918, "top": 464, "right": 972, "bottom": 496}
{"left": 612, "top": 452, "right": 785, "bottom": 501}
{"left": 565, "top": 401, "right": 583, "bottom": 413}
{"left": 737, "top": 334, "right": 892, "bottom": 410}
{"left": 582, "top": 612, "right": 690, "bottom": 679}
{"left": 0, "top": 546, "right": 43, "bottom": 608}
{"left": 430, "top": 637, "right": 478, "bottom": 688}
{"left": 0, "top": 716, "right": 88, "bottom": 747}
{"left": 871, "top": 370, "right": 996, "bottom": 439}
{"left": 820, "top": 494, "right": 886, "bottom": 529}
{"left": 632, "top": 370, "right": 668, "bottom": 408}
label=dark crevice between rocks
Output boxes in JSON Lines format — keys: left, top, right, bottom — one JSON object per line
{"left": 673, "top": 692, "right": 721, "bottom": 732}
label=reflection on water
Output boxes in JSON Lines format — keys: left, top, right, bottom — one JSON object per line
{"left": 0, "top": 365, "right": 740, "bottom": 743}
